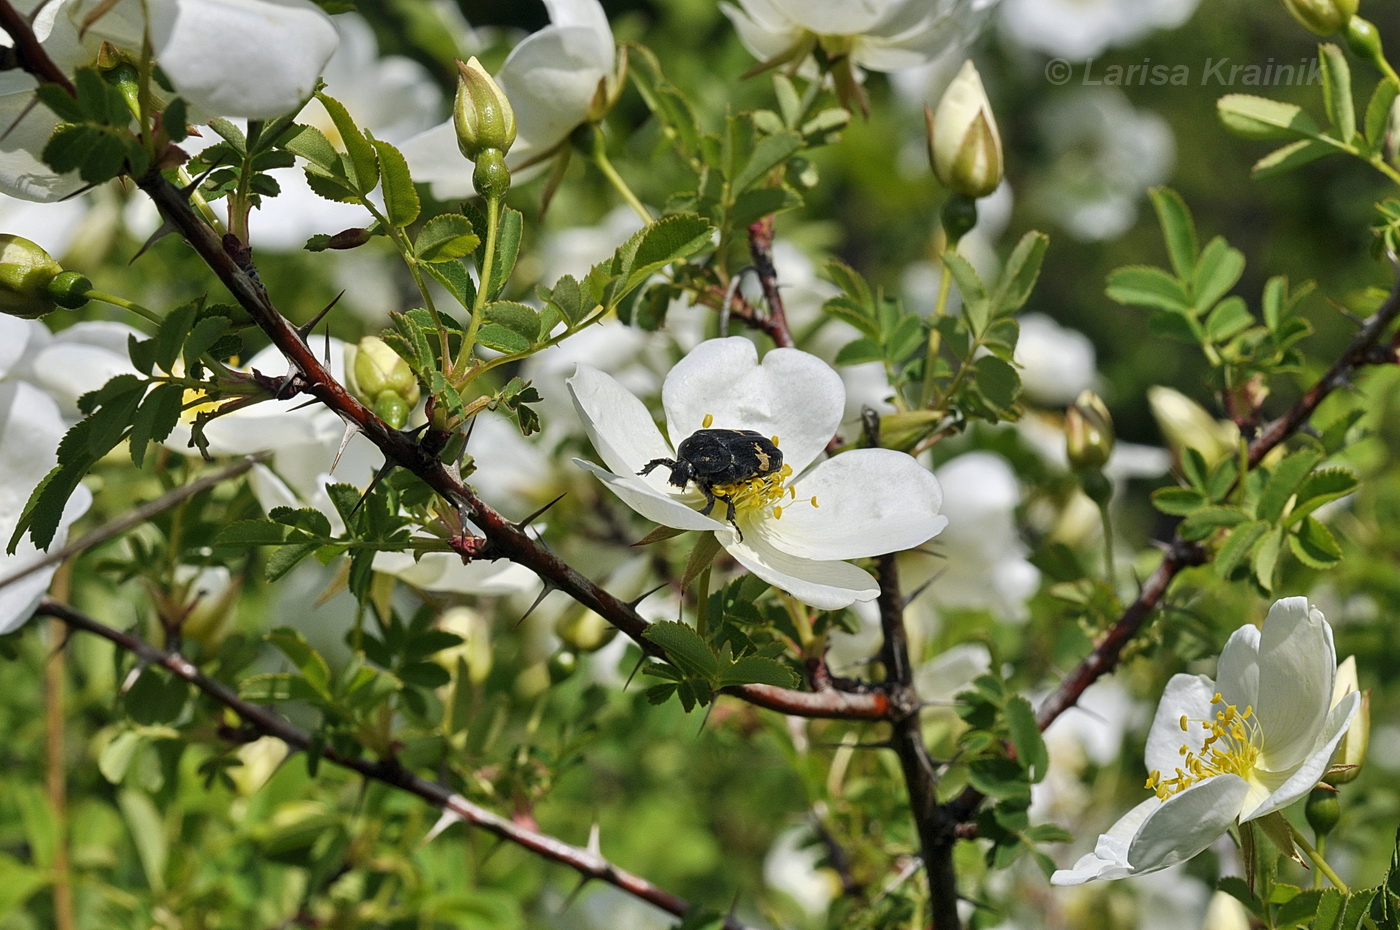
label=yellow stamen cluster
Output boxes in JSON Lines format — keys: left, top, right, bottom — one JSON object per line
{"left": 713, "top": 463, "right": 804, "bottom": 518}
{"left": 1145, "top": 693, "right": 1261, "bottom": 801}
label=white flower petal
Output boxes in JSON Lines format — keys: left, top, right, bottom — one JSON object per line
{"left": 1051, "top": 776, "right": 1248, "bottom": 884}
{"left": 373, "top": 549, "right": 539, "bottom": 595}
{"left": 574, "top": 459, "right": 726, "bottom": 532}
{"left": 155, "top": 0, "right": 338, "bottom": 120}
{"left": 567, "top": 363, "right": 674, "bottom": 480}
{"left": 541, "top": 0, "right": 615, "bottom": 63}
{"left": 1213, "top": 621, "right": 1260, "bottom": 710}
{"left": 498, "top": 24, "right": 611, "bottom": 153}
{"left": 767, "top": 0, "right": 893, "bottom": 34}
{"left": 0, "top": 90, "right": 82, "bottom": 202}
{"left": 751, "top": 449, "right": 945, "bottom": 560}
{"left": 719, "top": 0, "right": 802, "bottom": 61}
{"left": 1243, "top": 690, "right": 1359, "bottom": 822}
{"left": 0, "top": 316, "right": 42, "bottom": 378}
{"left": 723, "top": 528, "right": 879, "bottom": 609}
{"left": 1142, "top": 673, "right": 1216, "bottom": 779}
{"left": 1253, "top": 597, "right": 1335, "bottom": 772}
{"left": 661, "top": 337, "right": 844, "bottom": 474}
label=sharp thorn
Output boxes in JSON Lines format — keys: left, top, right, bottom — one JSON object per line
{"left": 513, "top": 492, "right": 567, "bottom": 531}
{"left": 627, "top": 581, "right": 668, "bottom": 609}
{"left": 130, "top": 219, "right": 181, "bottom": 264}
{"left": 514, "top": 583, "right": 556, "bottom": 628}
{"left": 905, "top": 568, "right": 944, "bottom": 605}
{"left": 178, "top": 160, "right": 224, "bottom": 199}
{"left": 415, "top": 807, "right": 462, "bottom": 851}
{"left": 350, "top": 459, "right": 396, "bottom": 516}
{"left": 561, "top": 873, "right": 592, "bottom": 910}
{"left": 286, "top": 397, "right": 321, "bottom": 412}
{"left": 585, "top": 821, "right": 602, "bottom": 857}
{"left": 623, "top": 652, "right": 647, "bottom": 689}
{"left": 331, "top": 423, "right": 359, "bottom": 474}
{"left": 296, "top": 291, "right": 345, "bottom": 339}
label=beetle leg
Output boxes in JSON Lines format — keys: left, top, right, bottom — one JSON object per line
{"left": 638, "top": 457, "right": 674, "bottom": 477}
{"left": 697, "top": 487, "right": 717, "bottom": 516}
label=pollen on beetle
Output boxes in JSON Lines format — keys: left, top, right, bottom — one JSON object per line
{"left": 1145, "top": 695, "right": 1262, "bottom": 801}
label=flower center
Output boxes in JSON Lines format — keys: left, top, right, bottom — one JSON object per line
{"left": 698, "top": 413, "right": 818, "bottom": 521}
{"left": 1145, "top": 693, "right": 1262, "bottom": 801}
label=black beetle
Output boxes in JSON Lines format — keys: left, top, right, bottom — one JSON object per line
{"left": 638, "top": 428, "right": 783, "bottom": 532}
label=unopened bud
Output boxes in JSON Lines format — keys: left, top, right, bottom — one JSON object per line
{"left": 1305, "top": 786, "right": 1341, "bottom": 837}
{"left": 346, "top": 337, "right": 419, "bottom": 428}
{"left": 1345, "top": 16, "right": 1385, "bottom": 67}
{"left": 0, "top": 235, "right": 88, "bottom": 318}
{"left": 1282, "top": 0, "right": 1357, "bottom": 35}
{"left": 876, "top": 409, "right": 943, "bottom": 452}
{"left": 1147, "top": 386, "right": 1239, "bottom": 470}
{"left": 453, "top": 56, "right": 516, "bottom": 161}
{"left": 1066, "top": 390, "right": 1115, "bottom": 473}
{"left": 928, "top": 61, "right": 1003, "bottom": 199}
{"left": 1325, "top": 655, "right": 1369, "bottom": 785}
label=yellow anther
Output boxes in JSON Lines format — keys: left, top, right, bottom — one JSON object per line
{"left": 703, "top": 413, "right": 714, "bottom": 428}
{"left": 773, "top": 505, "right": 783, "bottom": 519}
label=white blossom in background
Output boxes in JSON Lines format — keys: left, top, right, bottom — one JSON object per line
{"left": 0, "top": 0, "right": 338, "bottom": 201}
{"left": 909, "top": 451, "right": 1039, "bottom": 621}
{"left": 0, "top": 376, "right": 91, "bottom": 633}
{"left": 401, "top": 0, "right": 616, "bottom": 200}
{"left": 249, "top": 13, "right": 443, "bottom": 250}
{"left": 1052, "top": 597, "right": 1360, "bottom": 884}
{"left": 1028, "top": 88, "right": 1175, "bottom": 242}
{"left": 1014, "top": 312, "right": 1097, "bottom": 408}
{"left": 721, "top": 0, "right": 998, "bottom": 74}
{"left": 5, "top": 319, "right": 142, "bottom": 419}
{"left": 763, "top": 826, "right": 840, "bottom": 921}
{"left": 568, "top": 337, "right": 947, "bottom": 609}
{"left": 999, "top": 0, "right": 1200, "bottom": 61}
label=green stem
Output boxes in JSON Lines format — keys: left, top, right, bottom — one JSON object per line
{"left": 1099, "top": 498, "right": 1116, "bottom": 584}
{"left": 459, "top": 193, "right": 502, "bottom": 378}
{"left": 1291, "top": 824, "right": 1349, "bottom": 893}
{"left": 590, "top": 129, "right": 652, "bottom": 223}
{"left": 84, "top": 289, "right": 162, "bottom": 328}
{"left": 918, "top": 253, "right": 955, "bottom": 408}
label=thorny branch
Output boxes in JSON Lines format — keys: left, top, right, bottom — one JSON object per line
{"left": 34, "top": 598, "right": 760, "bottom": 930}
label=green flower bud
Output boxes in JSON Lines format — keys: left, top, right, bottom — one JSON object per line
{"left": 0, "top": 234, "right": 76, "bottom": 319}
{"left": 346, "top": 337, "right": 419, "bottom": 428}
{"left": 927, "top": 61, "right": 1003, "bottom": 199}
{"left": 1345, "top": 16, "right": 1385, "bottom": 66}
{"left": 1066, "top": 390, "right": 1115, "bottom": 472}
{"left": 1282, "top": 0, "right": 1357, "bottom": 35}
{"left": 453, "top": 56, "right": 516, "bottom": 161}
{"left": 876, "top": 409, "right": 944, "bottom": 452}
{"left": 1325, "top": 656, "right": 1369, "bottom": 785}
{"left": 472, "top": 148, "right": 511, "bottom": 201}
{"left": 1305, "top": 786, "right": 1341, "bottom": 837}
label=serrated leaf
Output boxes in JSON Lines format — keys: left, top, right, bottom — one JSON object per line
{"left": 731, "top": 130, "right": 801, "bottom": 195}
{"left": 1319, "top": 43, "right": 1355, "bottom": 144}
{"left": 1193, "top": 238, "right": 1246, "bottom": 312}
{"left": 972, "top": 355, "right": 1021, "bottom": 413}
{"left": 1252, "top": 138, "right": 1335, "bottom": 180}
{"left": 1253, "top": 526, "right": 1282, "bottom": 592}
{"left": 992, "top": 231, "right": 1047, "bottom": 316}
{"left": 1216, "top": 519, "right": 1269, "bottom": 579}
{"left": 1149, "top": 188, "right": 1199, "bottom": 279}
{"left": 1257, "top": 450, "right": 1322, "bottom": 523}
{"left": 1287, "top": 467, "right": 1357, "bottom": 524}
{"left": 1179, "top": 505, "right": 1251, "bottom": 541}
{"left": 265, "top": 541, "right": 322, "bottom": 581}
{"left": 414, "top": 213, "right": 479, "bottom": 263}
{"left": 718, "top": 656, "right": 799, "bottom": 688}
{"left": 128, "top": 383, "right": 185, "bottom": 468}
{"left": 967, "top": 757, "right": 1031, "bottom": 801}
{"left": 943, "top": 251, "right": 990, "bottom": 333}
{"left": 370, "top": 136, "right": 419, "bottom": 227}
{"left": 280, "top": 123, "right": 340, "bottom": 171}
{"left": 643, "top": 621, "right": 719, "bottom": 679}
{"left": 1364, "top": 79, "right": 1399, "bottom": 154}
{"left": 152, "top": 301, "right": 200, "bottom": 374}
{"left": 619, "top": 214, "right": 713, "bottom": 291}
{"left": 1105, "top": 265, "right": 1192, "bottom": 313}
{"left": 182, "top": 315, "right": 232, "bottom": 370}
{"left": 315, "top": 91, "right": 377, "bottom": 194}
{"left": 1217, "top": 94, "right": 1322, "bottom": 140}
{"left": 1005, "top": 696, "right": 1048, "bottom": 783}
{"left": 1289, "top": 516, "right": 1342, "bottom": 569}
{"left": 1151, "top": 486, "right": 1208, "bottom": 516}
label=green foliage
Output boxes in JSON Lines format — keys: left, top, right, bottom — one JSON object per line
{"left": 37, "top": 68, "right": 149, "bottom": 186}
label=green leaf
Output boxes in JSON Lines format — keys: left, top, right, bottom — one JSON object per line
{"left": 0, "top": 851, "right": 50, "bottom": 914}
{"left": 265, "top": 540, "right": 322, "bottom": 581}
{"left": 1105, "top": 265, "right": 1192, "bottom": 314}
{"left": 414, "top": 213, "right": 479, "bottom": 263}
{"left": 617, "top": 214, "right": 713, "bottom": 292}
{"left": 117, "top": 789, "right": 168, "bottom": 894}
{"left": 971, "top": 355, "right": 1020, "bottom": 412}
{"left": 1204, "top": 296, "right": 1253, "bottom": 343}
{"left": 1151, "top": 486, "right": 1208, "bottom": 516}
{"left": 1216, "top": 519, "right": 1269, "bottom": 579}
{"left": 992, "top": 231, "right": 1048, "bottom": 316}
{"left": 1287, "top": 467, "right": 1357, "bottom": 524}
{"left": 128, "top": 383, "right": 185, "bottom": 468}
{"left": 1289, "top": 516, "right": 1342, "bottom": 569}
{"left": 1217, "top": 94, "right": 1322, "bottom": 140}
{"left": 1148, "top": 188, "right": 1199, "bottom": 279}
{"left": 943, "top": 252, "right": 990, "bottom": 333}
{"left": 478, "top": 206, "right": 522, "bottom": 301}
{"left": 718, "top": 656, "right": 800, "bottom": 688}
{"left": 731, "top": 130, "right": 801, "bottom": 195}
{"left": 266, "top": 628, "right": 333, "bottom": 695}
{"left": 1319, "top": 43, "right": 1355, "bottom": 144}
{"left": 151, "top": 300, "right": 200, "bottom": 374}
{"left": 315, "top": 90, "right": 377, "bottom": 194}
{"left": 643, "top": 621, "right": 719, "bottom": 679}
{"left": 1364, "top": 78, "right": 1399, "bottom": 153}
{"left": 1257, "top": 450, "right": 1322, "bottom": 524}
{"left": 279, "top": 123, "right": 340, "bottom": 171}
{"left": 370, "top": 136, "right": 419, "bottom": 227}
{"left": 967, "top": 758, "right": 1031, "bottom": 801}
{"left": 1179, "top": 506, "right": 1251, "bottom": 541}
{"left": 1192, "top": 237, "right": 1246, "bottom": 312}
{"left": 182, "top": 315, "right": 232, "bottom": 371}
{"left": 1252, "top": 138, "right": 1336, "bottom": 180}
{"left": 477, "top": 301, "right": 541, "bottom": 354}
{"left": 1005, "top": 696, "right": 1048, "bottom": 783}
{"left": 626, "top": 42, "right": 702, "bottom": 159}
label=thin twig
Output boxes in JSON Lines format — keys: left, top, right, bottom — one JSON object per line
{"left": 34, "top": 598, "right": 762, "bottom": 930}
{"left": 746, "top": 216, "right": 795, "bottom": 348}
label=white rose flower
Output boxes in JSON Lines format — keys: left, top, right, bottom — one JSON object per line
{"left": 1051, "top": 596, "right": 1361, "bottom": 884}
{"left": 567, "top": 337, "right": 947, "bottom": 609}
{"left": 999, "top": 0, "right": 1200, "bottom": 61}
{"left": 400, "top": 0, "right": 616, "bottom": 200}
{"left": 0, "top": 0, "right": 339, "bottom": 201}
{"left": 721, "top": 0, "right": 997, "bottom": 74}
